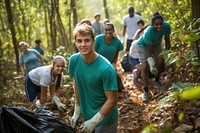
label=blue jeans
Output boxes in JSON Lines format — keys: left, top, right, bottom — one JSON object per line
{"left": 24, "top": 74, "right": 41, "bottom": 102}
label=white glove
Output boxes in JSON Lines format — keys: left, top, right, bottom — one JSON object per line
{"left": 121, "top": 37, "right": 124, "bottom": 44}
{"left": 35, "top": 99, "right": 42, "bottom": 108}
{"left": 147, "top": 57, "right": 158, "bottom": 75}
{"left": 52, "top": 96, "right": 66, "bottom": 111}
{"left": 71, "top": 104, "right": 81, "bottom": 128}
{"left": 80, "top": 112, "right": 104, "bottom": 133}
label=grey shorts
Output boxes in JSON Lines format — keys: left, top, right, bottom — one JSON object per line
{"left": 138, "top": 45, "right": 163, "bottom": 62}
{"left": 94, "top": 121, "right": 118, "bottom": 133}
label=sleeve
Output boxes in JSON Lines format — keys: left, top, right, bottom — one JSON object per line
{"left": 68, "top": 55, "right": 75, "bottom": 77}
{"left": 102, "top": 66, "right": 118, "bottom": 91}
{"left": 143, "top": 27, "right": 153, "bottom": 45}
{"left": 116, "top": 39, "right": 124, "bottom": 51}
{"left": 31, "top": 49, "right": 41, "bottom": 56}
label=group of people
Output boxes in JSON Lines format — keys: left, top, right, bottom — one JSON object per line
{"left": 123, "top": 7, "right": 171, "bottom": 103}
{"left": 18, "top": 5, "right": 171, "bottom": 133}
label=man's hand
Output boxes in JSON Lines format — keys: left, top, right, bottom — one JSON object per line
{"left": 147, "top": 57, "right": 158, "bottom": 75}
{"left": 71, "top": 104, "right": 81, "bottom": 128}
{"left": 80, "top": 112, "right": 104, "bottom": 133}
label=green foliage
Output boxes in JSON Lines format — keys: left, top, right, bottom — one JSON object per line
{"left": 178, "top": 112, "right": 184, "bottom": 122}
{"left": 180, "top": 85, "right": 200, "bottom": 100}
{"left": 158, "top": 82, "right": 195, "bottom": 106}
{"left": 141, "top": 124, "right": 156, "bottom": 133}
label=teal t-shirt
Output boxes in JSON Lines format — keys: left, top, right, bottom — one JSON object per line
{"left": 19, "top": 49, "right": 42, "bottom": 72}
{"left": 94, "top": 34, "right": 124, "bottom": 63}
{"left": 138, "top": 21, "right": 171, "bottom": 48}
{"left": 32, "top": 46, "right": 44, "bottom": 55}
{"left": 68, "top": 53, "right": 118, "bottom": 126}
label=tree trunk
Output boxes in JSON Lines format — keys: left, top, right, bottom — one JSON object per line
{"left": 5, "top": 0, "right": 19, "bottom": 71}
{"left": 71, "top": 0, "right": 78, "bottom": 28}
{"left": 103, "top": 0, "right": 109, "bottom": 19}
{"left": 191, "top": 0, "right": 200, "bottom": 59}
{"left": 50, "top": 0, "right": 57, "bottom": 50}
{"left": 55, "top": 0, "right": 70, "bottom": 48}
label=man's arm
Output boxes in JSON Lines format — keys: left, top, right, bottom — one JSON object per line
{"left": 99, "top": 90, "right": 118, "bottom": 117}
{"left": 122, "top": 25, "right": 127, "bottom": 39}
{"left": 73, "top": 79, "right": 80, "bottom": 105}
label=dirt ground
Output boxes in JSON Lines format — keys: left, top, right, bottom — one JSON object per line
{"left": 1, "top": 61, "right": 200, "bottom": 133}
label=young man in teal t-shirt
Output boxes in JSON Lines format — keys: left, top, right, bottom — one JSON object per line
{"left": 68, "top": 24, "right": 118, "bottom": 133}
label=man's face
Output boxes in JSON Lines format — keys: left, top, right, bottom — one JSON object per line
{"left": 75, "top": 33, "right": 95, "bottom": 55}
{"left": 128, "top": 8, "right": 134, "bottom": 17}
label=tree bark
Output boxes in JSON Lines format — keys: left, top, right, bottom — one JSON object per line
{"left": 5, "top": 0, "right": 19, "bottom": 71}
{"left": 71, "top": 0, "right": 78, "bottom": 28}
{"left": 191, "top": 0, "right": 200, "bottom": 59}
{"left": 103, "top": 0, "right": 109, "bottom": 19}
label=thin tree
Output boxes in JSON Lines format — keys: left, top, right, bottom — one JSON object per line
{"left": 4, "top": 0, "right": 19, "bottom": 71}
{"left": 192, "top": 0, "right": 200, "bottom": 59}
{"left": 103, "top": 0, "right": 109, "bottom": 19}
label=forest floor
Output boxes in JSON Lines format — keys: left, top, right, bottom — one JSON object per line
{"left": 1, "top": 61, "right": 200, "bottom": 133}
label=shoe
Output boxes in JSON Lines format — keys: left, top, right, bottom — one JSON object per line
{"left": 133, "top": 71, "right": 139, "bottom": 84}
{"left": 154, "top": 82, "right": 162, "bottom": 89}
{"left": 142, "top": 91, "right": 149, "bottom": 103}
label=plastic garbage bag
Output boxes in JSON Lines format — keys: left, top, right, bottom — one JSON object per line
{"left": 0, "top": 106, "right": 75, "bottom": 133}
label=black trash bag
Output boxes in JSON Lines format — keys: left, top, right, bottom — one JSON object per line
{"left": 0, "top": 106, "right": 75, "bottom": 133}
{"left": 120, "top": 54, "right": 133, "bottom": 72}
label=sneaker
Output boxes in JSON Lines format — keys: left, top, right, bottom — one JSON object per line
{"left": 142, "top": 91, "right": 149, "bottom": 103}
{"left": 133, "top": 71, "right": 139, "bottom": 84}
{"left": 154, "top": 82, "right": 162, "bottom": 89}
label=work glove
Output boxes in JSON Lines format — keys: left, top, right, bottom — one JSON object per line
{"left": 31, "top": 99, "right": 42, "bottom": 110}
{"left": 52, "top": 96, "right": 66, "bottom": 111}
{"left": 147, "top": 57, "right": 158, "bottom": 75}
{"left": 80, "top": 112, "right": 104, "bottom": 133}
{"left": 71, "top": 104, "right": 81, "bottom": 128}
{"left": 121, "top": 37, "right": 124, "bottom": 44}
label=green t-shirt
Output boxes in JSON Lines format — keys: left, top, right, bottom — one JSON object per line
{"left": 94, "top": 34, "right": 124, "bottom": 63}
{"left": 32, "top": 46, "right": 44, "bottom": 55}
{"left": 68, "top": 53, "right": 118, "bottom": 126}
{"left": 138, "top": 21, "right": 171, "bottom": 48}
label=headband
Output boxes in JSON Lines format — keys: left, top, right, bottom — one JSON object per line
{"left": 53, "top": 57, "right": 65, "bottom": 64}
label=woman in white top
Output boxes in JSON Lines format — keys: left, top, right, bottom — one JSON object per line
{"left": 24, "top": 56, "right": 66, "bottom": 111}
{"left": 129, "top": 25, "right": 149, "bottom": 83}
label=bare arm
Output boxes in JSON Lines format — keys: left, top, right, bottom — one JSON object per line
{"left": 20, "top": 64, "right": 26, "bottom": 76}
{"left": 164, "top": 35, "right": 170, "bottom": 50}
{"left": 38, "top": 55, "right": 44, "bottom": 65}
{"left": 73, "top": 78, "right": 80, "bottom": 105}
{"left": 49, "top": 85, "right": 57, "bottom": 97}
{"left": 146, "top": 44, "right": 153, "bottom": 58}
{"left": 112, "top": 52, "right": 119, "bottom": 64}
{"left": 122, "top": 25, "right": 127, "bottom": 37}
{"left": 40, "top": 86, "right": 48, "bottom": 105}
{"left": 99, "top": 90, "right": 118, "bottom": 117}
